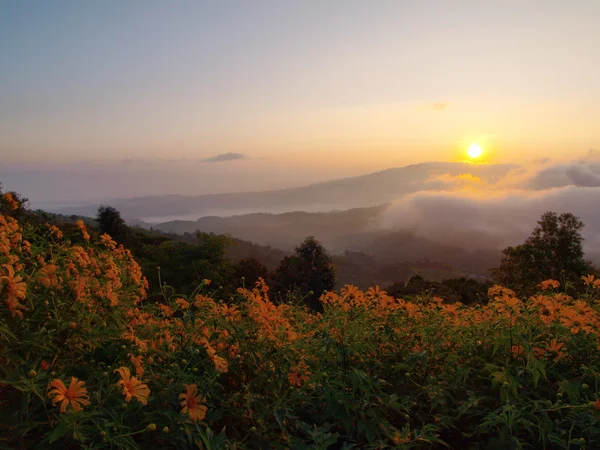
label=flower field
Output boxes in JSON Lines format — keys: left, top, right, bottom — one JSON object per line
{"left": 2, "top": 207, "right": 600, "bottom": 449}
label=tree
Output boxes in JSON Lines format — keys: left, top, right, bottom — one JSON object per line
{"left": 96, "top": 205, "right": 129, "bottom": 243}
{"left": 493, "top": 211, "right": 591, "bottom": 295}
{"left": 232, "top": 257, "right": 269, "bottom": 288}
{"left": 272, "top": 236, "right": 336, "bottom": 310}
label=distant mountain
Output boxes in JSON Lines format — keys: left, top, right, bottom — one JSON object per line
{"left": 146, "top": 205, "right": 388, "bottom": 251}
{"left": 52, "top": 162, "right": 518, "bottom": 220}
{"left": 140, "top": 206, "right": 500, "bottom": 279}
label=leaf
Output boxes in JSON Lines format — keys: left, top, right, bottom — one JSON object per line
{"left": 48, "top": 423, "right": 70, "bottom": 444}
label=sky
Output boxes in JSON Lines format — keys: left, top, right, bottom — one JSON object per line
{"left": 1, "top": 0, "right": 600, "bottom": 205}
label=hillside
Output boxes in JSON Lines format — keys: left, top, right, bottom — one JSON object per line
{"left": 3, "top": 202, "right": 600, "bottom": 449}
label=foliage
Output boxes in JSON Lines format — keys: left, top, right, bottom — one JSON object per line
{"left": 387, "top": 275, "right": 492, "bottom": 305}
{"left": 494, "top": 212, "right": 592, "bottom": 296}
{"left": 231, "top": 257, "right": 269, "bottom": 289}
{"left": 97, "top": 205, "right": 129, "bottom": 243}
{"left": 4, "top": 208, "right": 600, "bottom": 448}
{"left": 272, "top": 236, "right": 336, "bottom": 310}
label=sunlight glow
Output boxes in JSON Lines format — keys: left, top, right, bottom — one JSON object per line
{"left": 467, "top": 143, "right": 483, "bottom": 159}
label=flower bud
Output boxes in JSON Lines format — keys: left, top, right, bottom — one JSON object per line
{"left": 162, "top": 426, "right": 169, "bottom": 433}
{"left": 27, "top": 370, "right": 37, "bottom": 378}
{"left": 146, "top": 423, "right": 156, "bottom": 432}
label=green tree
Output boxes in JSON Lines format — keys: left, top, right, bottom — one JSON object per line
{"left": 96, "top": 205, "right": 129, "bottom": 243}
{"left": 272, "top": 236, "right": 336, "bottom": 310}
{"left": 232, "top": 257, "right": 269, "bottom": 288}
{"left": 493, "top": 211, "right": 591, "bottom": 295}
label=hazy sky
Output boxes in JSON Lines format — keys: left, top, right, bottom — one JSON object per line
{"left": 1, "top": 1, "right": 600, "bottom": 192}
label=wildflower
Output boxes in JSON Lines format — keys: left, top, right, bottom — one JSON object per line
{"left": 174, "top": 298, "right": 190, "bottom": 310}
{"left": 561, "top": 310, "right": 585, "bottom": 334}
{"left": 114, "top": 367, "right": 150, "bottom": 405}
{"left": 288, "top": 362, "right": 310, "bottom": 387}
{"left": 179, "top": 384, "right": 207, "bottom": 422}
{"left": 511, "top": 345, "right": 525, "bottom": 358}
{"left": 99, "top": 233, "right": 117, "bottom": 249}
{"left": 366, "top": 285, "right": 386, "bottom": 298}
{"left": 76, "top": 220, "right": 90, "bottom": 241}
{"left": 1, "top": 264, "right": 27, "bottom": 317}
{"left": 582, "top": 275, "right": 596, "bottom": 286}
{"left": 203, "top": 278, "right": 212, "bottom": 286}
{"left": 128, "top": 353, "right": 144, "bottom": 377}
{"left": 38, "top": 264, "right": 59, "bottom": 288}
{"left": 47, "top": 377, "right": 91, "bottom": 413}
{"left": 3, "top": 192, "right": 19, "bottom": 210}
{"left": 212, "top": 355, "right": 228, "bottom": 373}
{"left": 538, "top": 279, "right": 560, "bottom": 290}
{"left": 545, "top": 338, "right": 566, "bottom": 360}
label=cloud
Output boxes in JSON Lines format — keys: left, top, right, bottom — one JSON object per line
{"left": 525, "top": 162, "right": 600, "bottom": 190}
{"left": 431, "top": 102, "right": 448, "bottom": 111}
{"left": 202, "top": 152, "right": 247, "bottom": 163}
{"left": 377, "top": 158, "right": 600, "bottom": 264}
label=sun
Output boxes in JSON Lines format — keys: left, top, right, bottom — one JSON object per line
{"left": 467, "top": 143, "right": 483, "bottom": 159}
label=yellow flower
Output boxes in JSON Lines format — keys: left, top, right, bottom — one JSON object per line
{"left": 114, "top": 367, "right": 150, "bottom": 405}
{"left": 47, "top": 377, "right": 91, "bottom": 413}
{"left": 179, "top": 384, "right": 207, "bottom": 422}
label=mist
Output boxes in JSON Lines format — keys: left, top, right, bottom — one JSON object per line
{"left": 379, "top": 154, "right": 600, "bottom": 262}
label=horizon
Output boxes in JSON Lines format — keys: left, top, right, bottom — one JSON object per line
{"left": 2, "top": 2, "right": 600, "bottom": 180}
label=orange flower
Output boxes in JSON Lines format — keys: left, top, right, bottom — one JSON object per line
{"left": 174, "top": 298, "right": 190, "bottom": 310}
{"left": 212, "top": 355, "right": 228, "bottom": 373}
{"left": 38, "top": 264, "right": 59, "bottom": 288}
{"left": 538, "top": 279, "right": 560, "bottom": 290}
{"left": 128, "top": 353, "right": 144, "bottom": 377}
{"left": 114, "top": 367, "right": 150, "bottom": 405}
{"left": 76, "top": 220, "right": 90, "bottom": 241}
{"left": 511, "top": 345, "right": 525, "bottom": 358}
{"left": 288, "top": 362, "right": 310, "bottom": 386}
{"left": 99, "top": 233, "right": 117, "bottom": 249}
{"left": 1, "top": 264, "right": 27, "bottom": 317}
{"left": 3, "top": 192, "right": 19, "bottom": 210}
{"left": 47, "top": 377, "right": 91, "bottom": 413}
{"left": 561, "top": 310, "right": 585, "bottom": 334}
{"left": 545, "top": 338, "right": 566, "bottom": 360}
{"left": 366, "top": 285, "right": 386, "bottom": 298}
{"left": 582, "top": 275, "right": 596, "bottom": 286}
{"left": 179, "top": 384, "right": 207, "bottom": 422}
